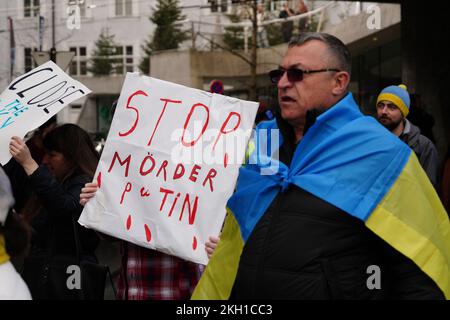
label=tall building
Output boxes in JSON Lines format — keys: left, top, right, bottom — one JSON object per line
{"left": 0, "top": 0, "right": 227, "bottom": 128}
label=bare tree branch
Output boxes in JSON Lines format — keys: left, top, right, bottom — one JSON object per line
{"left": 196, "top": 32, "right": 254, "bottom": 67}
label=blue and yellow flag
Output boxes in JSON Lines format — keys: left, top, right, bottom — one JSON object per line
{"left": 192, "top": 93, "right": 450, "bottom": 299}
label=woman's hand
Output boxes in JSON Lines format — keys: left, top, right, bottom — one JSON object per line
{"left": 9, "top": 136, "right": 39, "bottom": 175}
{"left": 205, "top": 235, "right": 220, "bottom": 259}
{"left": 80, "top": 182, "right": 99, "bottom": 206}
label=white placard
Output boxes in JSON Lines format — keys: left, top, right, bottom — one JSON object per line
{"left": 79, "top": 73, "right": 258, "bottom": 265}
{"left": 0, "top": 61, "right": 91, "bottom": 164}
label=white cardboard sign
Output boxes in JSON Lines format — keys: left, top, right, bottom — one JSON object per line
{"left": 79, "top": 73, "right": 258, "bottom": 265}
{"left": 0, "top": 61, "right": 91, "bottom": 164}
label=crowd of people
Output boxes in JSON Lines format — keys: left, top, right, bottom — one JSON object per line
{"left": 257, "top": 0, "right": 311, "bottom": 48}
{"left": 0, "top": 30, "right": 449, "bottom": 300}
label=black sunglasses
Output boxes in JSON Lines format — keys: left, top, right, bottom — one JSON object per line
{"left": 269, "top": 68, "right": 341, "bottom": 84}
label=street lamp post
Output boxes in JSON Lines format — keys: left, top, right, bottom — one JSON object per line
{"left": 51, "top": 0, "right": 56, "bottom": 62}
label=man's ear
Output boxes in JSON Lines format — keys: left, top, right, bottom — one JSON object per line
{"left": 332, "top": 71, "right": 350, "bottom": 96}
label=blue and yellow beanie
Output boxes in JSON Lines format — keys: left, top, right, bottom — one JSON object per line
{"left": 377, "top": 84, "right": 410, "bottom": 117}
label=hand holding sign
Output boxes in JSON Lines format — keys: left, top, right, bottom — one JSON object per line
{"left": 79, "top": 74, "right": 258, "bottom": 265}
{"left": 9, "top": 136, "right": 39, "bottom": 175}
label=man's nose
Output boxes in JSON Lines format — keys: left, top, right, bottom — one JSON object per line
{"left": 381, "top": 105, "right": 390, "bottom": 113}
{"left": 277, "top": 71, "right": 292, "bottom": 89}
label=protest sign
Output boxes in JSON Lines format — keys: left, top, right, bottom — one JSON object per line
{"left": 0, "top": 61, "right": 91, "bottom": 165}
{"left": 79, "top": 73, "right": 258, "bottom": 264}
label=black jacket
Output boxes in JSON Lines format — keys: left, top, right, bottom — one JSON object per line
{"left": 27, "top": 166, "right": 99, "bottom": 256}
{"left": 231, "top": 115, "right": 444, "bottom": 300}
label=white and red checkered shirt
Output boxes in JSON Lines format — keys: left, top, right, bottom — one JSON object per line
{"left": 116, "top": 242, "right": 202, "bottom": 300}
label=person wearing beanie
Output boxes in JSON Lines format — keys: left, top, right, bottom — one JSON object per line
{"left": 376, "top": 84, "right": 439, "bottom": 188}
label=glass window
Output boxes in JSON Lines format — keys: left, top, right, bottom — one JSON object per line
{"left": 24, "top": 0, "right": 31, "bottom": 17}
{"left": 209, "top": 0, "right": 229, "bottom": 13}
{"left": 116, "top": 0, "right": 132, "bottom": 16}
{"left": 220, "top": 0, "right": 227, "bottom": 13}
{"left": 351, "top": 39, "right": 401, "bottom": 114}
{"left": 125, "top": 46, "right": 133, "bottom": 72}
{"left": 209, "top": 0, "right": 218, "bottom": 13}
{"left": 69, "top": 47, "right": 77, "bottom": 75}
{"left": 80, "top": 61, "right": 87, "bottom": 75}
{"left": 111, "top": 45, "right": 134, "bottom": 74}
{"left": 125, "top": 0, "right": 132, "bottom": 15}
{"left": 24, "top": 0, "right": 40, "bottom": 17}
{"left": 115, "top": 0, "right": 123, "bottom": 16}
{"left": 115, "top": 46, "right": 123, "bottom": 55}
{"left": 69, "top": 46, "right": 88, "bottom": 76}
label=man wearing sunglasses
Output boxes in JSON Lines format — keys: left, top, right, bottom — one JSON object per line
{"left": 193, "top": 32, "right": 448, "bottom": 300}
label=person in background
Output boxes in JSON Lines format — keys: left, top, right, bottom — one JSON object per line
{"left": 296, "top": 0, "right": 310, "bottom": 34}
{"left": 0, "top": 168, "right": 32, "bottom": 300}
{"left": 279, "top": 2, "right": 295, "bottom": 42}
{"left": 375, "top": 84, "right": 439, "bottom": 189}
{"left": 10, "top": 124, "right": 100, "bottom": 299}
{"left": 256, "top": 3, "right": 270, "bottom": 48}
{"left": 2, "top": 116, "right": 57, "bottom": 213}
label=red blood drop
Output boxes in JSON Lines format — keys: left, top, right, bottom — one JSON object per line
{"left": 193, "top": 236, "right": 197, "bottom": 250}
{"left": 144, "top": 224, "right": 152, "bottom": 242}
{"left": 97, "top": 172, "right": 102, "bottom": 188}
{"left": 224, "top": 153, "right": 228, "bottom": 168}
{"left": 126, "top": 214, "right": 132, "bottom": 230}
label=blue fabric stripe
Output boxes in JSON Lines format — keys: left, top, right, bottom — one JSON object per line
{"left": 227, "top": 93, "right": 412, "bottom": 242}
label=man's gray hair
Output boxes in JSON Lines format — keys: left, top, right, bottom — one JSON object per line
{"left": 289, "top": 32, "right": 352, "bottom": 75}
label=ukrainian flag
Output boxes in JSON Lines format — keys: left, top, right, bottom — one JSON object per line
{"left": 192, "top": 93, "right": 450, "bottom": 299}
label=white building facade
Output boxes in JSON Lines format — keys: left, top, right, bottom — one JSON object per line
{"left": 0, "top": 0, "right": 225, "bottom": 124}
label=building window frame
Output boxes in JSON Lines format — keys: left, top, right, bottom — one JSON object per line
{"left": 115, "top": 0, "right": 133, "bottom": 17}
{"left": 113, "top": 45, "right": 134, "bottom": 74}
{"left": 24, "top": 0, "right": 40, "bottom": 18}
{"left": 69, "top": 46, "right": 87, "bottom": 76}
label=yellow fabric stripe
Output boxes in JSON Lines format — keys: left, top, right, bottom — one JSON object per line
{"left": 192, "top": 210, "right": 244, "bottom": 300}
{"left": 0, "top": 235, "right": 10, "bottom": 265}
{"left": 366, "top": 154, "right": 450, "bottom": 299}
{"left": 244, "top": 139, "right": 255, "bottom": 164}
{"left": 377, "top": 93, "right": 409, "bottom": 117}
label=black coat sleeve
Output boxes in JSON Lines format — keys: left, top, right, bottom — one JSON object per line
{"left": 28, "top": 166, "right": 90, "bottom": 218}
{"left": 2, "top": 158, "right": 33, "bottom": 212}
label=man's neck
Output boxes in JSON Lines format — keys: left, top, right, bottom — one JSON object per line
{"left": 392, "top": 119, "right": 405, "bottom": 137}
{"left": 294, "top": 127, "right": 304, "bottom": 143}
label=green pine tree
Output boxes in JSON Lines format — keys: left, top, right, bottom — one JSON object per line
{"left": 89, "top": 29, "right": 117, "bottom": 76}
{"left": 223, "top": 14, "right": 246, "bottom": 50}
{"left": 139, "top": 0, "right": 189, "bottom": 73}
{"left": 139, "top": 37, "right": 152, "bottom": 74}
